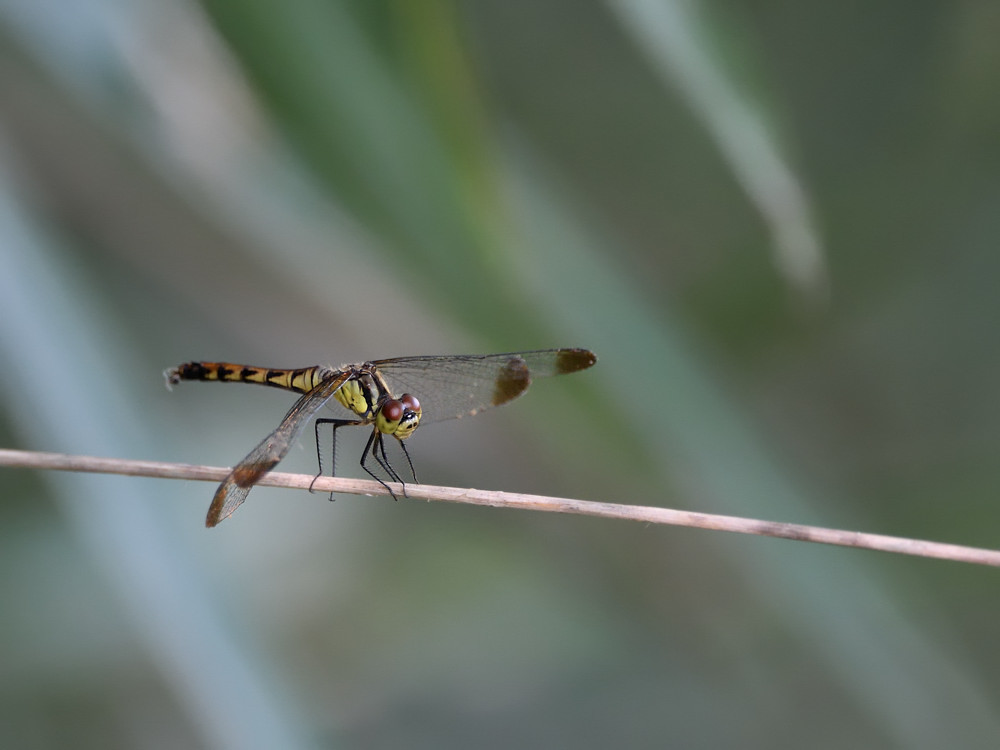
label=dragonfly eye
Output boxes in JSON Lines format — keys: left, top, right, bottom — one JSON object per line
{"left": 395, "top": 396, "right": 421, "bottom": 440}
{"left": 380, "top": 399, "right": 404, "bottom": 425}
{"left": 400, "top": 393, "right": 421, "bottom": 415}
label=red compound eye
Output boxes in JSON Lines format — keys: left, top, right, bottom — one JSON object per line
{"left": 381, "top": 399, "right": 403, "bottom": 423}
{"left": 401, "top": 393, "right": 421, "bottom": 414}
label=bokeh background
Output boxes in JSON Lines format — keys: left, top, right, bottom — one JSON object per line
{"left": 2, "top": 1, "right": 999, "bottom": 748}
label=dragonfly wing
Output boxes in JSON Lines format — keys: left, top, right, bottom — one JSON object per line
{"left": 206, "top": 371, "right": 352, "bottom": 527}
{"left": 372, "top": 349, "right": 595, "bottom": 425}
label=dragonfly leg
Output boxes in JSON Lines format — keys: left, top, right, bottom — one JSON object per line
{"left": 313, "top": 417, "right": 362, "bottom": 500}
{"left": 360, "top": 428, "right": 401, "bottom": 500}
{"left": 376, "top": 434, "right": 405, "bottom": 485}
{"left": 375, "top": 433, "right": 411, "bottom": 498}
{"left": 398, "top": 439, "right": 418, "bottom": 483}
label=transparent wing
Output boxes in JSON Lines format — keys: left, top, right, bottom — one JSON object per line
{"left": 371, "top": 348, "right": 596, "bottom": 425}
{"left": 206, "top": 371, "right": 352, "bottom": 527}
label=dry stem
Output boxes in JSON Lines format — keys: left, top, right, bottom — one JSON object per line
{"left": 2, "top": 448, "right": 997, "bottom": 567}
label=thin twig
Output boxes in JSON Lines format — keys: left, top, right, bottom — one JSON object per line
{"left": 2, "top": 447, "right": 998, "bottom": 567}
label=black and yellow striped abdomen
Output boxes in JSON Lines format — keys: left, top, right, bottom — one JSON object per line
{"left": 165, "top": 361, "right": 333, "bottom": 394}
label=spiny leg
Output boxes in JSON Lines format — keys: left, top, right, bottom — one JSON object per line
{"left": 398, "top": 440, "right": 418, "bottom": 483}
{"left": 376, "top": 433, "right": 406, "bottom": 485}
{"left": 312, "top": 417, "right": 362, "bottom": 499}
{"left": 360, "top": 428, "right": 400, "bottom": 500}
{"left": 375, "top": 433, "right": 413, "bottom": 499}
{"left": 380, "top": 439, "right": 416, "bottom": 499}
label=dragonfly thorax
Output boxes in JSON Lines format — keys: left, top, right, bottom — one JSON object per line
{"left": 334, "top": 372, "right": 380, "bottom": 418}
{"left": 377, "top": 393, "right": 421, "bottom": 439}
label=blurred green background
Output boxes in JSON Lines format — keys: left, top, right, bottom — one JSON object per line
{"left": 2, "top": 1, "right": 999, "bottom": 748}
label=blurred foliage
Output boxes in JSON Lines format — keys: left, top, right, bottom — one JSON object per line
{"left": 1, "top": 1, "right": 1000, "bottom": 748}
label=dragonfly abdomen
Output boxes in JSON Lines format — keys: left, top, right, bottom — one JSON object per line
{"left": 165, "top": 361, "right": 330, "bottom": 394}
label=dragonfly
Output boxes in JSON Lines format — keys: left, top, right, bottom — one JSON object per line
{"left": 165, "top": 348, "right": 596, "bottom": 527}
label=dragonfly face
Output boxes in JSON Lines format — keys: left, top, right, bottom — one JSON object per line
{"left": 165, "top": 348, "right": 596, "bottom": 527}
{"left": 376, "top": 393, "right": 422, "bottom": 439}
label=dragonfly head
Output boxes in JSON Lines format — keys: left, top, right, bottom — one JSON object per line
{"left": 377, "top": 393, "right": 422, "bottom": 439}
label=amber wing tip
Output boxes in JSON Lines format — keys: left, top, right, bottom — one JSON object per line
{"left": 205, "top": 496, "right": 226, "bottom": 527}
{"left": 205, "top": 498, "right": 236, "bottom": 528}
{"left": 556, "top": 348, "right": 597, "bottom": 374}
